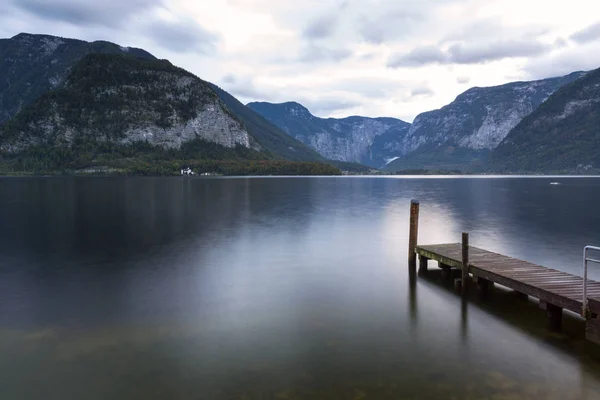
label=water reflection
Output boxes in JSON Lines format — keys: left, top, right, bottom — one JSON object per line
{"left": 1, "top": 176, "right": 600, "bottom": 398}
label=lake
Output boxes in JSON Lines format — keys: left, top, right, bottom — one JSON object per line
{"left": 2, "top": 176, "right": 600, "bottom": 399}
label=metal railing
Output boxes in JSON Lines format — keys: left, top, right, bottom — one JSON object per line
{"left": 583, "top": 246, "right": 600, "bottom": 317}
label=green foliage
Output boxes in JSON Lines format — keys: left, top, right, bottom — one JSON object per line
{"left": 490, "top": 67, "right": 600, "bottom": 173}
{"left": 0, "top": 137, "right": 341, "bottom": 176}
{"left": 388, "top": 169, "right": 464, "bottom": 175}
{"left": 327, "top": 160, "right": 373, "bottom": 173}
{"left": 125, "top": 160, "right": 341, "bottom": 176}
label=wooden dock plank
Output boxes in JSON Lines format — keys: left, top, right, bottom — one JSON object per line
{"left": 415, "top": 244, "right": 594, "bottom": 314}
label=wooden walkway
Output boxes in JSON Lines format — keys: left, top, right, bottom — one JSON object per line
{"left": 416, "top": 243, "right": 600, "bottom": 315}
{"left": 406, "top": 200, "right": 600, "bottom": 343}
{"left": 415, "top": 243, "right": 600, "bottom": 341}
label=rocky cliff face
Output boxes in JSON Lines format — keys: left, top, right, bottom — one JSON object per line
{"left": 0, "top": 33, "right": 155, "bottom": 125}
{"left": 0, "top": 54, "right": 257, "bottom": 152}
{"left": 490, "top": 67, "right": 600, "bottom": 172}
{"left": 385, "top": 71, "right": 587, "bottom": 171}
{"left": 247, "top": 101, "right": 410, "bottom": 167}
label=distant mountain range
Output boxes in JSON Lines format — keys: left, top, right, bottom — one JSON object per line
{"left": 1, "top": 32, "right": 598, "bottom": 174}
{"left": 0, "top": 33, "right": 336, "bottom": 174}
{"left": 249, "top": 72, "right": 589, "bottom": 172}
{"left": 247, "top": 101, "right": 410, "bottom": 168}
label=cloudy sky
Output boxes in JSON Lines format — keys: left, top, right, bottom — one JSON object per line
{"left": 2, "top": 0, "right": 600, "bottom": 121}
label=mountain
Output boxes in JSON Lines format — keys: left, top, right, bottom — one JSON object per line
{"left": 209, "top": 86, "right": 324, "bottom": 162}
{"left": 0, "top": 53, "right": 259, "bottom": 153}
{"left": 0, "top": 32, "right": 330, "bottom": 173}
{"left": 490, "top": 67, "right": 600, "bottom": 173}
{"left": 247, "top": 101, "right": 411, "bottom": 168}
{"left": 385, "top": 71, "right": 587, "bottom": 172}
{"left": 0, "top": 33, "right": 155, "bottom": 126}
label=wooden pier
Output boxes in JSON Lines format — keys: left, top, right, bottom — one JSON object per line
{"left": 408, "top": 200, "right": 600, "bottom": 343}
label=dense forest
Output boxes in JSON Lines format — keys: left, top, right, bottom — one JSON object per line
{"left": 0, "top": 137, "right": 341, "bottom": 176}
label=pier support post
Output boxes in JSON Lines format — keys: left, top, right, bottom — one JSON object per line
{"left": 540, "top": 301, "right": 563, "bottom": 332}
{"left": 474, "top": 276, "right": 491, "bottom": 295}
{"left": 586, "top": 316, "right": 600, "bottom": 345}
{"left": 461, "top": 232, "right": 469, "bottom": 296}
{"left": 547, "top": 304, "right": 563, "bottom": 332}
{"left": 419, "top": 255, "right": 429, "bottom": 274}
{"left": 408, "top": 200, "right": 420, "bottom": 272}
{"left": 440, "top": 263, "right": 452, "bottom": 280}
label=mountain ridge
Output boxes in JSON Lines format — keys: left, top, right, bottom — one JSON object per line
{"left": 247, "top": 101, "right": 411, "bottom": 167}
{"left": 0, "top": 32, "right": 156, "bottom": 125}
{"left": 385, "top": 71, "right": 587, "bottom": 172}
{"left": 490, "top": 67, "right": 600, "bottom": 172}
{"left": 0, "top": 32, "right": 330, "bottom": 170}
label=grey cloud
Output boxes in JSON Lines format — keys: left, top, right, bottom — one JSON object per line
{"left": 219, "top": 75, "right": 273, "bottom": 100}
{"left": 410, "top": 86, "right": 434, "bottom": 97}
{"left": 299, "top": 97, "right": 361, "bottom": 115}
{"left": 359, "top": 11, "right": 422, "bottom": 44}
{"left": 388, "top": 39, "right": 552, "bottom": 67}
{"left": 298, "top": 44, "right": 352, "bottom": 63}
{"left": 554, "top": 37, "right": 568, "bottom": 48}
{"left": 144, "top": 17, "right": 219, "bottom": 54}
{"left": 12, "top": 0, "right": 161, "bottom": 27}
{"left": 330, "top": 77, "right": 406, "bottom": 99}
{"left": 448, "top": 40, "right": 551, "bottom": 64}
{"left": 302, "top": 14, "right": 337, "bottom": 39}
{"left": 571, "top": 22, "right": 600, "bottom": 44}
{"left": 442, "top": 18, "right": 550, "bottom": 44}
{"left": 523, "top": 46, "right": 599, "bottom": 79}
{"left": 222, "top": 74, "right": 236, "bottom": 84}
{"left": 456, "top": 76, "right": 470, "bottom": 84}
{"left": 301, "top": 1, "right": 348, "bottom": 40}
{"left": 387, "top": 45, "right": 447, "bottom": 67}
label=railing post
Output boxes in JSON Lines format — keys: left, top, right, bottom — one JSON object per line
{"left": 408, "top": 200, "right": 420, "bottom": 272}
{"left": 462, "top": 232, "right": 469, "bottom": 295}
{"left": 584, "top": 248, "right": 588, "bottom": 317}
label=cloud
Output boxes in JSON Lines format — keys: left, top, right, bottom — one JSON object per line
{"left": 410, "top": 86, "right": 434, "bottom": 97}
{"left": 359, "top": 11, "right": 422, "bottom": 44}
{"left": 218, "top": 74, "right": 273, "bottom": 100}
{"left": 298, "top": 44, "right": 352, "bottom": 63}
{"left": 298, "top": 97, "right": 362, "bottom": 115}
{"left": 448, "top": 40, "right": 551, "bottom": 64}
{"left": 301, "top": 1, "right": 349, "bottom": 40}
{"left": 387, "top": 45, "right": 447, "bottom": 67}
{"left": 456, "top": 76, "right": 470, "bottom": 84}
{"left": 143, "top": 16, "right": 219, "bottom": 54}
{"left": 302, "top": 14, "right": 337, "bottom": 39}
{"left": 12, "top": 0, "right": 161, "bottom": 27}
{"left": 522, "top": 42, "right": 600, "bottom": 79}
{"left": 388, "top": 39, "right": 552, "bottom": 67}
{"left": 570, "top": 22, "right": 600, "bottom": 44}
{"left": 329, "top": 77, "right": 407, "bottom": 98}
{"left": 442, "top": 18, "right": 551, "bottom": 44}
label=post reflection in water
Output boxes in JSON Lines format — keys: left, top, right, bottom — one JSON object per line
{"left": 1, "top": 176, "right": 600, "bottom": 399}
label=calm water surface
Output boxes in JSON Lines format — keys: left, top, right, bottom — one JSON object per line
{"left": 2, "top": 176, "right": 600, "bottom": 399}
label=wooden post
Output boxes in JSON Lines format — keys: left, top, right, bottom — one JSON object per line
{"left": 408, "top": 200, "right": 420, "bottom": 272}
{"left": 461, "top": 232, "right": 469, "bottom": 295}
{"left": 546, "top": 303, "right": 563, "bottom": 332}
{"left": 419, "top": 255, "right": 429, "bottom": 274}
{"left": 440, "top": 263, "right": 452, "bottom": 280}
